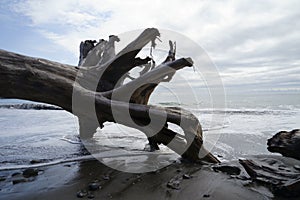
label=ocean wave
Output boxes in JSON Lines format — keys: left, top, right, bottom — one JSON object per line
{"left": 203, "top": 123, "right": 230, "bottom": 132}
{"left": 156, "top": 102, "right": 300, "bottom": 115}
{"left": 0, "top": 155, "right": 95, "bottom": 171}
{"left": 0, "top": 103, "right": 62, "bottom": 110}
{"left": 158, "top": 102, "right": 185, "bottom": 106}
{"left": 60, "top": 135, "right": 82, "bottom": 144}
{"left": 0, "top": 150, "right": 176, "bottom": 171}
{"left": 190, "top": 108, "right": 299, "bottom": 115}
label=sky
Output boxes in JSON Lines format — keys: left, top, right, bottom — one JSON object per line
{"left": 0, "top": 0, "right": 300, "bottom": 95}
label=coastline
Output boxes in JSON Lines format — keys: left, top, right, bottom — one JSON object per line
{"left": 1, "top": 103, "right": 299, "bottom": 199}
{"left": 2, "top": 155, "right": 299, "bottom": 200}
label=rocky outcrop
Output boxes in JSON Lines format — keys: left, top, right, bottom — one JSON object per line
{"left": 239, "top": 157, "right": 300, "bottom": 197}
{"left": 267, "top": 129, "right": 300, "bottom": 160}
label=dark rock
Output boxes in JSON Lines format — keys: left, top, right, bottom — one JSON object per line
{"left": 273, "top": 179, "right": 300, "bottom": 197}
{"left": 239, "top": 158, "right": 300, "bottom": 197}
{"left": 88, "top": 182, "right": 101, "bottom": 191}
{"left": 267, "top": 129, "right": 300, "bottom": 160}
{"left": 0, "top": 176, "right": 6, "bottom": 181}
{"left": 23, "top": 168, "right": 39, "bottom": 178}
{"left": 203, "top": 194, "right": 210, "bottom": 198}
{"left": 176, "top": 168, "right": 182, "bottom": 172}
{"left": 12, "top": 178, "right": 28, "bottom": 184}
{"left": 30, "top": 159, "right": 43, "bottom": 164}
{"left": 12, "top": 172, "right": 21, "bottom": 177}
{"left": 167, "top": 179, "right": 181, "bottom": 190}
{"left": 87, "top": 191, "right": 95, "bottom": 199}
{"left": 76, "top": 190, "right": 87, "bottom": 198}
{"left": 182, "top": 174, "right": 192, "bottom": 179}
{"left": 213, "top": 165, "right": 241, "bottom": 175}
{"left": 11, "top": 172, "right": 31, "bottom": 184}
{"left": 102, "top": 175, "right": 110, "bottom": 180}
{"left": 294, "top": 165, "right": 300, "bottom": 171}
{"left": 236, "top": 175, "right": 251, "bottom": 181}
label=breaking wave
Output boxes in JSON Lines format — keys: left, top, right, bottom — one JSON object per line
{"left": 0, "top": 103, "right": 62, "bottom": 110}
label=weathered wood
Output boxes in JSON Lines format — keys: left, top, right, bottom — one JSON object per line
{"left": 80, "top": 28, "right": 161, "bottom": 92}
{"left": 239, "top": 129, "right": 300, "bottom": 197}
{"left": 267, "top": 129, "right": 300, "bottom": 160}
{"left": 0, "top": 28, "right": 219, "bottom": 163}
{"left": 239, "top": 158, "right": 300, "bottom": 197}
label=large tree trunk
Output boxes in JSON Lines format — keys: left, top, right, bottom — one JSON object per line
{"left": 0, "top": 28, "right": 219, "bottom": 163}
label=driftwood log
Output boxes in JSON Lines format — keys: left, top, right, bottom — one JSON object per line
{"left": 0, "top": 28, "right": 219, "bottom": 163}
{"left": 236, "top": 130, "right": 300, "bottom": 197}
{"left": 267, "top": 129, "right": 300, "bottom": 160}
{"left": 239, "top": 158, "right": 300, "bottom": 197}
{"left": 211, "top": 129, "right": 300, "bottom": 197}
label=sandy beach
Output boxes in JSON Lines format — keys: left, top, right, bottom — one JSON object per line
{"left": 1, "top": 154, "right": 299, "bottom": 200}
{"left": 0, "top": 106, "right": 299, "bottom": 199}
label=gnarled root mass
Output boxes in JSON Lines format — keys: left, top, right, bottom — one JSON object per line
{"left": 0, "top": 28, "right": 219, "bottom": 163}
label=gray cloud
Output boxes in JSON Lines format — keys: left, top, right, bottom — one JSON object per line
{"left": 6, "top": 0, "right": 300, "bottom": 91}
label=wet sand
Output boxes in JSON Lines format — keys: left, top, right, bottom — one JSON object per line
{"left": 2, "top": 156, "right": 294, "bottom": 200}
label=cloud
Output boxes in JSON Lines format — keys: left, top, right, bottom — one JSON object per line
{"left": 7, "top": 0, "right": 300, "bottom": 91}
{"left": 13, "top": 1, "right": 110, "bottom": 27}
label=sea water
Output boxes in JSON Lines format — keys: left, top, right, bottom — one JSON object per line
{"left": 0, "top": 92, "right": 299, "bottom": 171}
